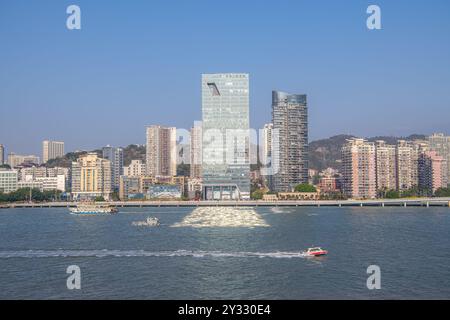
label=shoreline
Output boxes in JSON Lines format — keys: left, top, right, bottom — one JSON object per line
{"left": 1, "top": 198, "right": 450, "bottom": 209}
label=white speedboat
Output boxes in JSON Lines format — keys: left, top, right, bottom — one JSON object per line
{"left": 132, "top": 217, "right": 160, "bottom": 227}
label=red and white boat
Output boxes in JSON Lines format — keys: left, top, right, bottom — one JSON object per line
{"left": 304, "top": 247, "right": 328, "bottom": 257}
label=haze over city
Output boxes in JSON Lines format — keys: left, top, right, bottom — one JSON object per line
{"left": 1, "top": 0, "right": 450, "bottom": 155}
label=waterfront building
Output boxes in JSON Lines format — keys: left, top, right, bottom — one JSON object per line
{"left": 318, "top": 176, "right": 338, "bottom": 193}
{"left": 119, "top": 176, "right": 141, "bottom": 200}
{"left": 71, "top": 153, "right": 112, "bottom": 200}
{"left": 42, "top": 140, "right": 64, "bottom": 163}
{"left": 341, "top": 138, "right": 376, "bottom": 199}
{"left": 428, "top": 133, "right": 450, "bottom": 183}
{"left": 47, "top": 167, "right": 70, "bottom": 179}
{"left": 7, "top": 153, "right": 40, "bottom": 168}
{"left": 375, "top": 141, "right": 397, "bottom": 191}
{"left": 0, "top": 168, "right": 18, "bottom": 193}
{"left": 124, "top": 160, "right": 146, "bottom": 177}
{"left": 201, "top": 73, "right": 250, "bottom": 200}
{"left": 278, "top": 192, "right": 320, "bottom": 201}
{"left": 187, "top": 178, "right": 202, "bottom": 199}
{"left": 419, "top": 150, "right": 448, "bottom": 194}
{"left": 271, "top": 91, "right": 308, "bottom": 192}
{"left": 318, "top": 169, "right": 340, "bottom": 194}
{"left": 146, "top": 125, "right": 177, "bottom": 177}
{"left": 131, "top": 176, "right": 188, "bottom": 198}
{"left": 190, "top": 122, "right": 202, "bottom": 179}
{"left": 0, "top": 144, "right": 4, "bottom": 165}
{"left": 16, "top": 175, "right": 65, "bottom": 192}
{"left": 18, "top": 166, "right": 48, "bottom": 180}
{"left": 102, "top": 146, "right": 124, "bottom": 191}
{"left": 36, "top": 175, "right": 66, "bottom": 192}
{"left": 147, "top": 184, "right": 181, "bottom": 200}
{"left": 396, "top": 140, "right": 418, "bottom": 191}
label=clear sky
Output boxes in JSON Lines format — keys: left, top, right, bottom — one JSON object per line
{"left": 1, "top": 0, "right": 450, "bottom": 155}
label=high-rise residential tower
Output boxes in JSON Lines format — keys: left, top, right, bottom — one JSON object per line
{"left": 102, "top": 146, "right": 124, "bottom": 191}
{"left": 341, "top": 138, "right": 376, "bottom": 199}
{"left": 375, "top": 140, "right": 397, "bottom": 191}
{"left": 271, "top": 91, "right": 308, "bottom": 192}
{"left": 419, "top": 150, "right": 448, "bottom": 194}
{"left": 42, "top": 140, "right": 64, "bottom": 163}
{"left": 428, "top": 133, "right": 450, "bottom": 183}
{"left": 201, "top": 73, "right": 250, "bottom": 200}
{"left": 71, "top": 153, "right": 112, "bottom": 200}
{"left": 396, "top": 140, "right": 418, "bottom": 191}
{"left": 146, "top": 125, "right": 177, "bottom": 177}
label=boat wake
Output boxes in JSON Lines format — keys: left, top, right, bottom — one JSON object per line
{"left": 172, "top": 207, "right": 270, "bottom": 228}
{"left": 0, "top": 249, "right": 307, "bottom": 259}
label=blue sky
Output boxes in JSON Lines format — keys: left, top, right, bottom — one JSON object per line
{"left": 1, "top": 0, "right": 450, "bottom": 155}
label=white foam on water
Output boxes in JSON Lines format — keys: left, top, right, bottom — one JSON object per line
{"left": 171, "top": 207, "right": 270, "bottom": 228}
{"left": 0, "top": 249, "right": 307, "bottom": 259}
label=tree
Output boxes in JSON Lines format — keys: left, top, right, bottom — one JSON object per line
{"left": 95, "top": 196, "right": 105, "bottom": 202}
{"left": 251, "top": 189, "right": 264, "bottom": 200}
{"left": 435, "top": 187, "right": 450, "bottom": 197}
{"left": 385, "top": 190, "right": 400, "bottom": 199}
{"left": 294, "top": 184, "right": 317, "bottom": 193}
{"left": 0, "top": 188, "right": 62, "bottom": 203}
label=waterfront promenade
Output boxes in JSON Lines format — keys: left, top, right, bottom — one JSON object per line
{"left": 1, "top": 198, "right": 450, "bottom": 209}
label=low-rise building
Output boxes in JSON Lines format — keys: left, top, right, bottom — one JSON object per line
{"left": 119, "top": 176, "right": 142, "bottom": 200}
{"left": 147, "top": 184, "right": 181, "bottom": 200}
{"left": 124, "top": 160, "right": 146, "bottom": 177}
{"left": 277, "top": 192, "right": 320, "bottom": 201}
{"left": 36, "top": 175, "right": 66, "bottom": 192}
{"left": 0, "top": 168, "right": 18, "bottom": 193}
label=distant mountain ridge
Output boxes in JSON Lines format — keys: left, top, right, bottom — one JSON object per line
{"left": 308, "top": 134, "right": 427, "bottom": 171}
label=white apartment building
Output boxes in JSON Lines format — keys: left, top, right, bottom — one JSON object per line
{"left": 42, "top": 140, "right": 65, "bottom": 163}
{"left": 124, "top": 160, "right": 146, "bottom": 177}
{"left": 375, "top": 141, "right": 397, "bottom": 191}
{"left": 0, "top": 168, "right": 18, "bottom": 193}
{"left": 146, "top": 125, "right": 177, "bottom": 177}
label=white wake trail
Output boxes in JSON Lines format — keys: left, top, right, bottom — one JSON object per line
{"left": 0, "top": 249, "right": 307, "bottom": 259}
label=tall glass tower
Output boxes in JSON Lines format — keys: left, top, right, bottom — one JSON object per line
{"left": 272, "top": 91, "right": 308, "bottom": 192}
{"left": 201, "top": 73, "right": 250, "bottom": 200}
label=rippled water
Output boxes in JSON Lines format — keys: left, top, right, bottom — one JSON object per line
{"left": 0, "top": 206, "right": 449, "bottom": 299}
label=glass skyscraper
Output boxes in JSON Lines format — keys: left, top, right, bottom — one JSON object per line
{"left": 102, "top": 146, "right": 124, "bottom": 191}
{"left": 201, "top": 73, "right": 250, "bottom": 200}
{"left": 272, "top": 91, "right": 308, "bottom": 192}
